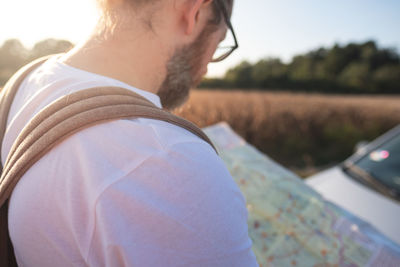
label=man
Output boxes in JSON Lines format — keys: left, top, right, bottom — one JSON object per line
{"left": 2, "top": 0, "right": 258, "bottom": 266}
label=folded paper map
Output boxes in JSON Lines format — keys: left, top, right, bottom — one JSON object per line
{"left": 203, "top": 122, "right": 400, "bottom": 267}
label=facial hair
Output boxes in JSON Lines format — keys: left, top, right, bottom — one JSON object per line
{"left": 157, "top": 26, "right": 213, "bottom": 110}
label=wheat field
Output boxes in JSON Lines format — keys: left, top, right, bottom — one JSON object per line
{"left": 174, "top": 89, "right": 400, "bottom": 175}
{"left": 1, "top": 86, "right": 398, "bottom": 176}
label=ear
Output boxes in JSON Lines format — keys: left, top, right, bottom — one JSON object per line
{"left": 184, "top": 0, "right": 213, "bottom": 35}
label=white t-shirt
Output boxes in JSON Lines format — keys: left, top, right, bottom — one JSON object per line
{"left": 2, "top": 56, "right": 258, "bottom": 267}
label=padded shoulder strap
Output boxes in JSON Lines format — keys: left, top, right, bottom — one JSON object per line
{"left": 0, "top": 55, "right": 56, "bottom": 165}
{"left": 0, "top": 54, "right": 56, "bottom": 267}
{"left": 0, "top": 56, "right": 217, "bottom": 266}
{"left": 0, "top": 84, "right": 217, "bottom": 208}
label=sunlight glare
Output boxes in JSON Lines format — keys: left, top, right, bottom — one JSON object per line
{"left": 0, "top": 0, "right": 99, "bottom": 48}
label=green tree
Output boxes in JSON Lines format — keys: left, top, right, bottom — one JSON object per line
{"left": 224, "top": 61, "right": 254, "bottom": 88}
{"left": 287, "top": 48, "right": 328, "bottom": 81}
{"left": 288, "top": 55, "right": 313, "bottom": 81}
{"left": 30, "top": 38, "right": 73, "bottom": 60}
{"left": 251, "top": 58, "right": 287, "bottom": 87}
{"left": 372, "top": 65, "right": 400, "bottom": 92}
{"left": 0, "top": 38, "right": 74, "bottom": 86}
{"left": 0, "top": 39, "right": 29, "bottom": 85}
{"left": 338, "top": 62, "right": 371, "bottom": 90}
{"left": 0, "top": 39, "right": 28, "bottom": 69}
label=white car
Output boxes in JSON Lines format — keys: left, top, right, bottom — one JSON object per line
{"left": 306, "top": 124, "right": 400, "bottom": 245}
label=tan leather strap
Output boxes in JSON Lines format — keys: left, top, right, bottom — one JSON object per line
{"left": 0, "top": 55, "right": 217, "bottom": 267}
{"left": 0, "top": 55, "right": 54, "bottom": 267}
{"left": 0, "top": 55, "right": 55, "bottom": 171}
{"left": 0, "top": 62, "right": 217, "bottom": 208}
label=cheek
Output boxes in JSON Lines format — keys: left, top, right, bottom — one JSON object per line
{"left": 192, "top": 29, "right": 225, "bottom": 77}
{"left": 200, "top": 51, "right": 214, "bottom": 76}
{"left": 200, "top": 40, "right": 221, "bottom": 74}
{"left": 194, "top": 48, "right": 214, "bottom": 77}
{"left": 206, "top": 29, "right": 226, "bottom": 62}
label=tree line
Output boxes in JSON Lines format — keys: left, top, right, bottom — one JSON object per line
{"left": 0, "top": 38, "right": 73, "bottom": 86}
{"left": 201, "top": 40, "right": 400, "bottom": 94}
{"left": 1, "top": 39, "right": 399, "bottom": 93}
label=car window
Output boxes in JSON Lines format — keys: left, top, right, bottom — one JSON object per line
{"left": 354, "top": 133, "right": 400, "bottom": 194}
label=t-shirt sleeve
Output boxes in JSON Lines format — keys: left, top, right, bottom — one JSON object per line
{"left": 86, "top": 141, "right": 258, "bottom": 267}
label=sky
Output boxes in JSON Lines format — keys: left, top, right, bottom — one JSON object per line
{"left": 0, "top": 0, "right": 399, "bottom": 77}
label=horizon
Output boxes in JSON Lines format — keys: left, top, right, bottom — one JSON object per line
{"left": 1, "top": 0, "right": 399, "bottom": 77}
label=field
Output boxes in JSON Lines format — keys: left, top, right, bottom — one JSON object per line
{"left": 2, "top": 85, "right": 399, "bottom": 177}
{"left": 174, "top": 89, "right": 400, "bottom": 176}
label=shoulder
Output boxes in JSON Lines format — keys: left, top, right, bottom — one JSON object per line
{"left": 45, "top": 116, "right": 221, "bottom": 192}
{"left": 84, "top": 119, "right": 254, "bottom": 266}
{"left": 9, "top": 116, "right": 256, "bottom": 266}
{"left": 65, "top": 115, "right": 216, "bottom": 160}
{"left": 55, "top": 115, "right": 245, "bottom": 219}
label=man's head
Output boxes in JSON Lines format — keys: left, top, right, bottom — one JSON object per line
{"left": 95, "top": 0, "right": 234, "bottom": 110}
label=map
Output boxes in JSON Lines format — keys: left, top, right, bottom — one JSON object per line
{"left": 203, "top": 122, "right": 400, "bottom": 267}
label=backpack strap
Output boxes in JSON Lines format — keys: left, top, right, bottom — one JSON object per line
{"left": 0, "top": 56, "right": 217, "bottom": 267}
{"left": 0, "top": 55, "right": 54, "bottom": 267}
{"left": 0, "top": 55, "right": 55, "bottom": 171}
{"left": 0, "top": 86, "right": 217, "bottom": 206}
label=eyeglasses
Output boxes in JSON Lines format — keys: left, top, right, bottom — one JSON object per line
{"left": 210, "top": 1, "right": 239, "bottom": 63}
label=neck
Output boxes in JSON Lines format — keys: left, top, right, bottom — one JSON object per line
{"left": 60, "top": 24, "right": 170, "bottom": 95}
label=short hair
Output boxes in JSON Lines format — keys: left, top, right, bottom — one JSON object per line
{"left": 97, "top": 0, "right": 233, "bottom": 25}
{"left": 95, "top": 0, "right": 233, "bottom": 39}
{"left": 210, "top": 0, "right": 234, "bottom": 25}
{"left": 96, "top": 0, "right": 158, "bottom": 11}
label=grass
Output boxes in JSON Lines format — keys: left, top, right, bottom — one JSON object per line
{"left": 2, "top": 85, "right": 398, "bottom": 177}
{"left": 174, "top": 89, "right": 400, "bottom": 177}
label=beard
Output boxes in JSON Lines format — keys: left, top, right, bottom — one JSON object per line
{"left": 157, "top": 26, "right": 213, "bottom": 111}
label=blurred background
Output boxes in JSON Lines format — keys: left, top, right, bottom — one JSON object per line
{"left": 1, "top": 0, "right": 399, "bottom": 176}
